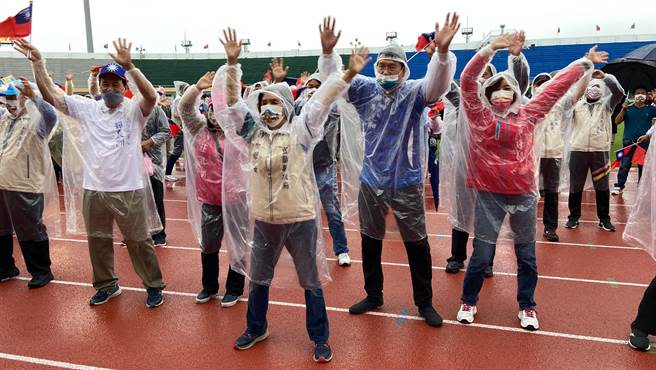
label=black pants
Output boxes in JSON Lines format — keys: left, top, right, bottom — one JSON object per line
{"left": 568, "top": 151, "right": 610, "bottom": 222}
{"left": 165, "top": 133, "right": 184, "bottom": 176}
{"left": 150, "top": 177, "right": 166, "bottom": 244}
{"left": 0, "top": 190, "right": 51, "bottom": 278}
{"left": 632, "top": 275, "right": 656, "bottom": 335}
{"left": 361, "top": 234, "right": 433, "bottom": 307}
{"left": 447, "top": 228, "right": 470, "bottom": 263}
{"left": 540, "top": 158, "right": 561, "bottom": 231}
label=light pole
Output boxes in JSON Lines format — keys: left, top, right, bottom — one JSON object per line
{"left": 181, "top": 32, "right": 192, "bottom": 54}
{"left": 385, "top": 32, "right": 397, "bottom": 43}
{"left": 240, "top": 39, "right": 251, "bottom": 53}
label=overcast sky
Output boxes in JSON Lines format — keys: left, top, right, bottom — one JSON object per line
{"left": 1, "top": 0, "right": 654, "bottom": 54}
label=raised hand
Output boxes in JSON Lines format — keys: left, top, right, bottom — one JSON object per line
{"left": 13, "top": 39, "right": 42, "bottom": 62}
{"left": 490, "top": 32, "right": 515, "bottom": 51}
{"left": 508, "top": 31, "right": 526, "bottom": 56}
{"left": 347, "top": 47, "right": 371, "bottom": 75}
{"left": 434, "top": 12, "right": 460, "bottom": 53}
{"left": 109, "top": 38, "right": 134, "bottom": 70}
{"left": 585, "top": 45, "right": 609, "bottom": 65}
{"left": 15, "top": 77, "right": 36, "bottom": 99}
{"left": 299, "top": 71, "right": 311, "bottom": 85}
{"left": 65, "top": 71, "right": 74, "bottom": 81}
{"left": 220, "top": 28, "right": 241, "bottom": 65}
{"left": 270, "top": 57, "right": 289, "bottom": 82}
{"left": 196, "top": 71, "right": 215, "bottom": 90}
{"left": 592, "top": 69, "right": 605, "bottom": 79}
{"left": 319, "top": 16, "right": 341, "bottom": 54}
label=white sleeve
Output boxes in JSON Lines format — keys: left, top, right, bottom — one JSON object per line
{"left": 421, "top": 51, "right": 457, "bottom": 104}
{"left": 63, "top": 95, "right": 96, "bottom": 125}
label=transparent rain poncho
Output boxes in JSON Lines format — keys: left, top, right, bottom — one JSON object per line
{"left": 624, "top": 125, "right": 656, "bottom": 261}
{"left": 212, "top": 63, "right": 348, "bottom": 288}
{"left": 458, "top": 45, "right": 593, "bottom": 244}
{"left": 0, "top": 91, "right": 61, "bottom": 238}
{"left": 60, "top": 85, "right": 162, "bottom": 238}
{"left": 320, "top": 49, "right": 456, "bottom": 242}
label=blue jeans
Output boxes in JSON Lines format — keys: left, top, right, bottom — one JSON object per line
{"left": 314, "top": 163, "right": 349, "bottom": 255}
{"left": 615, "top": 139, "right": 649, "bottom": 189}
{"left": 247, "top": 283, "right": 330, "bottom": 344}
{"left": 461, "top": 191, "right": 538, "bottom": 310}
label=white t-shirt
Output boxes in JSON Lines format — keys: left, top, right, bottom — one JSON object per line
{"left": 64, "top": 95, "right": 149, "bottom": 192}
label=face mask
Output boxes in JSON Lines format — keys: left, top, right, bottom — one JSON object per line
{"left": 375, "top": 73, "right": 400, "bottom": 90}
{"left": 634, "top": 94, "right": 646, "bottom": 102}
{"left": 586, "top": 86, "right": 602, "bottom": 100}
{"left": 5, "top": 100, "right": 19, "bottom": 109}
{"left": 260, "top": 104, "right": 285, "bottom": 127}
{"left": 302, "top": 88, "right": 318, "bottom": 100}
{"left": 102, "top": 91, "right": 124, "bottom": 107}
{"left": 490, "top": 90, "right": 514, "bottom": 111}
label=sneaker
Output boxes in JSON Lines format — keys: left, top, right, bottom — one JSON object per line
{"left": 154, "top": 240, "right": 167, "bottom": 248}
{"left": 27, "top": 272, "right": 54, "bottom": 289}
{"left": 445, "top": 260, "right": 464, "bottom": 273}
{"left": 195, "top": 289, "right": 218, "bottom": 304}
{"left": 518, "top": 308, "right": 539, "bottom": 331}
{"left": 349, "top": 297, "right": 383, "bottom": 315}
{"left": 484, "top": 265, "right": 494, "bottom": 278}
{"left": 146, "top": 288, "right": 164, "bottom": 308}
{"left": 457, "top": 303, "right": 477, "bottom": 324}
{"left": 89, "top": 285, "right": 122, "bottom": 306}
{"left": 543, "top": 229, "right": 560, "bottom": 242}
{"left": 611, "top": 187, "right": 623, "bottom": 196}
{"left": 0, "top": 266, "right": 20, "bottom": 282}
{"left": 418, "top": 305, "right": 443, "bottom": 327}
{"left": 565, "top": 219, "right": 580, "bottom": 229}
{"left": 119, "top": 240, "right": 127, "bottom": 246}
{"left": 221, "top": 294, "right": 240, "bottom": 307}
{"left": 165, "top": 175, "right": 178, "bottom": 182}
{"left": 337, "top": 253, "right": 351, "bottom": 266}
{"left": 628, "top": 327, "right": 652, "bottom": 351}
{"left": 234, "top": 329, "right": 269, "bottom": 350}
{"left": 313, "top": 343, "right": 334, "bottom": 363}
{"left": 598, "top": 220, "right": 616, "bottom": 232}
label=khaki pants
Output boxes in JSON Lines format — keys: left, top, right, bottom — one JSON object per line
{"left": 82, "top": 189, "right": 165, "bottom": 291}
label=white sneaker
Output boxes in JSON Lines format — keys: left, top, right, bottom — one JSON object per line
{"left": 457, "top": 303, "right": 477, "bottom": 324}
{"left": 337, "top": 253, "right": 351, "bottom": 266}
{"left": 165, "top": 175, "right": 178, "bottom": 182}
{"left": 518, "top": 308, "right": 539, "bottom": 331}
{"left": 611, "top": 187, "right": 623, "bottom": 196}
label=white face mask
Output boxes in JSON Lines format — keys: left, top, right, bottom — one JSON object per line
{"left": 586, "top": 86, "right": 602, "bottom": 100}
{"left": 490, "top": 89, "right": 514, "bottom": 112}
{"left": 260, "top": 104, "right": 285, "bottom": 128}
{"left": 634, "top": 94, "right": 647, "bottom": 102}
{"left": 302, "top": 87, "right": 318, "bottom": 100}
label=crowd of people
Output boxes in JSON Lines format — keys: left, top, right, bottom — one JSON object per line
{"left": 0, "top": 12, "right": 655, "bottom": 362}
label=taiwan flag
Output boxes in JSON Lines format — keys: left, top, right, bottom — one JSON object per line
{"left": 611, "top": 144, "right": 646, "bottom": 169}
{"left": 415, "top": 32, "right": 435, "bottom": 52}
{"left": 0, "top": 3, "right": 32, "bottom": 41}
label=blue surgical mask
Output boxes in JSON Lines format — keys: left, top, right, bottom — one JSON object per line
{"left": 102, "top": 91, "right": 124, "bottom": 107}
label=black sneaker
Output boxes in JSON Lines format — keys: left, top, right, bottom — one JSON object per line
{"left": 28, "top": 272, "right": 54, "bottom": 289}
{"left": 418, "top": 305, "right": 443, "bottom": 327}
{"left": 565, "top": 219, "right": 580, "bottom": 229}
{"left": 195, "top": 289, "right": 218, "bottom": 304}
{"left": 598, "top": 220, "right": 616, "bottom": 232}
{"left": 0, "top": 266, "right": 20, "bottom": 282}
{"left": 234, "top": 329, "right": 269, "bottom": 350}
{"left": 628, "top": 327, "right": 652, "bottom": 351}
{"left": 146, "top": 288, "right": 164, "bottom": 308}
{"left": 348, "top": 297, "right": 383, "bottom": 315}
{"left": 445, "top": 260, "right": 464, "bottom": 273}
{"left": 313, "top": 343, "right": 334, "bottom": 363}
{"left": 543, "top": 229, "right": 560, "bottom": 242}
{"left": 484, "top": 266, "right": 494, "bottom": 278}
{"left": 89, "top": 285, "right": 122, "bottom": 306}
{"left": 221, "top": 294, "right": 240, "bottom": 308}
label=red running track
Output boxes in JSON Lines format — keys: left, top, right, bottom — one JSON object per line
{"left": 0, "top": 169, "right": 654, "bottom": 369}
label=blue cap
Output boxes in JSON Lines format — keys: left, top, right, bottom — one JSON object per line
{"left": 0, "top": 80, "right": 37, "bottom": 96}
{"left": 98, "top": 63, "right": 127, "bottom": 81}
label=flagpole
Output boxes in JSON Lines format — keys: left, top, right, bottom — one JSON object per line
{"left": 29, "top": 0, "right": 33, "bottom": 43}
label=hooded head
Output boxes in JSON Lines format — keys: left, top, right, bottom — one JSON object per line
{"left": 247, "top": 83, "right": 295, "bottom": 131}
{"left": 480, "top": 72, "right": 522, "bottom": 117}
{"left": 585, "top": 79, "right": 606, "bottom": 103}
{"left": 374, "top": 43, "right": 410, "bottom": 91}
{"left": 531, "top": 73, "right": 552, "bottom": 97}
{"left": 481, "top": 64, "right": 497, "bottom": 82}
{"left": 173, "top": 81, "right": 190, "bottom": 99}
{"left": 0, "top": 80, "right": 37, "bottom": 118}
{"left": 300, "top": 73, "right": 322, "bottom": 100}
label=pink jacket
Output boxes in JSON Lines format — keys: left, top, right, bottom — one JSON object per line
{"left": 460, "top": 46, "right": 592, "bottom": 195}
{"left": 193, "top": 130, "right": 223, "bottom": 206}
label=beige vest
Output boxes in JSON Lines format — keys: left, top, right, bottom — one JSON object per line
{"left": 0, "top": 114, "right": 50, "bottom": 193}
{"left": 569, "top": 100, "right": 612, "bottom": 152}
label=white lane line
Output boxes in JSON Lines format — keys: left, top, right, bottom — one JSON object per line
{"left": 12, "top": 277, "right": 629, "bottom": 347}
{"left": 0, "top": 352, "right": 112, "bottom": 370}
{"left": 48, "top": 238, "right": 650, "bottom": 288}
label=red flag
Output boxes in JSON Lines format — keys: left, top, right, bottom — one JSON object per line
{"left": 203, "top": 44, "right": 209, "bottom": 49}
{"left": 632, "top": 146, "right": 646, "bottom": 165}
{"left": 595, "top": 25, "right": 601, "bottom": 32}
{"left": 103, "top": 43, "right": 108, "bottom": 49}
{"left": 297, "top": 41, "right": 301, "bottom": 47}
{"left": 168, "top": 120, "right": 181, "bottom": 137}
{"left": 630, "top": 23, "right": 636, "bottom": 30}
{"left": 267, "top": 42, "right": 271, "bottom": 47}
{"left": 0, "top": 4, "right": 32, "bottom": 40}
{"left": 557, "top": 26, "right": 561, "bottom": 34}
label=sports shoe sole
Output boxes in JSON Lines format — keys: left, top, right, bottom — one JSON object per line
{"left": 348, "top": 304, "right": 383, "bottom": 315}
{"left": 0, "top": 273, "right": 20, "bottom": 282}
{"left": 457, "top": 307, "right": 477, "bottom": 324}
{"left": 598, "top": 224, "right": 616, "bottom": 232}
{"left": 90, "top": 287, "right": 123, "bottom": 306}
{"left": 195, "top": 294, "right": 219, "bottom": 304}
{"left": 628, "top": 340, "right": 651, "bottom": 351}
{"left": 221, "top": 298, "right": 240, "bottom": 308}
{"left": 518, "top": 313, "right": 539, "bottom": 331}
{"left": 565, "top": 223, "right": 579, "bottom": 229}
{"left": 313, "top": 351, "right": 334, "bottom": 363}
{"left": 146, "top": 297, "right": 164, "bottom": 308}
{"left": 234, "top": 330, "right": 269, "bottom": 350}
{"left": 338, "top": 261, "right": 351, "bottom": 267}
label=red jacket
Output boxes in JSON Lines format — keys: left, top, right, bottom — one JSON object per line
{"left": 194, "top": 130, "right": 223, "bottom": 206}
{"left": 460, "top": 47, "right": 591, "bottom": 195}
